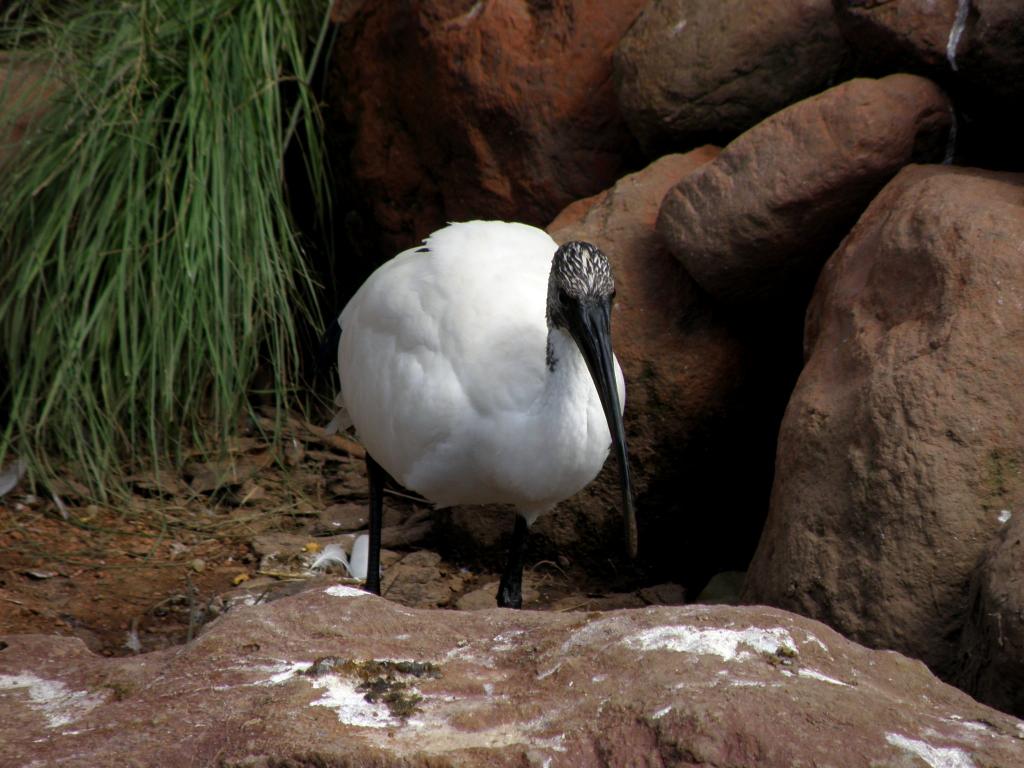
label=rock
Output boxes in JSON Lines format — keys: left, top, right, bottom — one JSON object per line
{"left": 834, "top": 0, "right": 1023, "bottom": 100}
{"left": 547, "top": 592, "right": 647, "bottom": 612}
{"left": 833, "top": 0, "right": 963, "bottom": 72}
{"left": 614, "top": 0, "right": 850, "bottom": 153}
{"left": 833, "top": 0, "right": 1024, "bottom": 167}
{"left": 637, "top": 582, "right": 687, "bottom": 606}
{"left": 744, "top": 164, "right": 1024, "bottom": 681}
{"left": 329, "top": 0, "right": 646, "bottom": 252}
{"left": 381, "top": 551, "right": 452, "bottom": 608}
{"left": 536, "top": 149, "right": 798, "bottom": 590}
{"left": 957, "top": 0, "right": 1024, "bottom": 106}
{"left": 185, "top": 453, "right": 273, "bottom": 493}
{"left": 657, "top": 74, "right": 952, "bottom": 306}
{"left": 3, "top": 587, "right": 1023, "bottom": 766}
{"left": 695, "top": 571, "right": 746, "bottom": 605}
{"left": 957, "top": 510, "right": 1024, "bottom": 718}
{"left": 315, "top": 502, "right": 369, "bottom": 533}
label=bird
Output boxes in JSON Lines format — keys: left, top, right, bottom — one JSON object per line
{"left": 326, "top": 220, "right": 636, "bottom": 608}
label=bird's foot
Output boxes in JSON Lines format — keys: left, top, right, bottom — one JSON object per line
{"left": 496, "top": 578, "right": 522, "bottom": 609}
{"left": 364, "top": 575, "right": 381, "bottom": 596}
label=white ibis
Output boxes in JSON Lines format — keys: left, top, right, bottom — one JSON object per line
{"left": 327, "top": 220, "right": 636, "bottom": 608}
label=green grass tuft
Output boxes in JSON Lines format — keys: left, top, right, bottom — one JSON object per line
{"left": 0, "top": 0, "right": 332, "bottom": 497}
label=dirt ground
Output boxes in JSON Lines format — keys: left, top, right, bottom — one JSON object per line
{"left": 0, "top": 413, "right": 685, "bottom": 657}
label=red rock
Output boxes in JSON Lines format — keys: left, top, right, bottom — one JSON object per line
{"left": 3, "top": 585, "right": 1023, "bottom": 766}
{"left": 615, "top": 0, "right": 850, "bottom": 152}
{"left": 957, "top": 510, "right": 1024, "bottom": 718}
{"left": 834, "top": 0, "right": 1024, "bottom": 166}
{"left": 330, "top": 0, "right": 646, "bottom": 251}
{"left": 657, "top": 74, "right": 952, "bottom": 305}
{"left": 744, "top": 165, "right": 1024, "bottom": 681}
{"left": 834, "top": 0, "right": 963, "bottom": 71}
{"left": 835, "top": 0, "right": 1024, "bottom": 97}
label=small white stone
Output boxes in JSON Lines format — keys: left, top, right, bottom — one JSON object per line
{"left": 998, "top": 509, "right": 1012, "bottom": 524}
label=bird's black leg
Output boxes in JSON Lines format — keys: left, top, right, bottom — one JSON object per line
{"left": 496, "top": 514, "right": 529, "bottom": 609}
{"left": 364, "top": 453, "right": 385, "bottom": 596}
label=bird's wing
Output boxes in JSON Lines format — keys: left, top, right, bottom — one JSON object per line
{"left": 336, "top": 221, "right": 558, "bottom": 492}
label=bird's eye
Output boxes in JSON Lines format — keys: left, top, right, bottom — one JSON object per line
{"left": 558, "top": 287, "right": 571, "bottom": 305}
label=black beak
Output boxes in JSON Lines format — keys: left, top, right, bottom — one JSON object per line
{"left": 566, "top": 297, "right": 638, "bottom": 558}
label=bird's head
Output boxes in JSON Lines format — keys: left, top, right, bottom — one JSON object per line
{"left": 546, "top": 241, "right": 616, "bottom": 328}
{"left": 546, "top": 241, "right": 637, "bottom": 559}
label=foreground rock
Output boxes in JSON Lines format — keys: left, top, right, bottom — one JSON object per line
{"left": 657, "top": 74, "right": 951, "bottom": 305}
{"left": 3, "top": 584, "right": 1024, "bottom": 766}
{"left": 745, "top": 165, "right": 1024, "bottom": 681}
{"left": 615, "top": 0, "right": 849, "bottom": 152}
{"left": 957, "top": 510, "right": 1024, "bottom": 718}
{"left": 331, "top": 0, "right": 646, "bottom": 251}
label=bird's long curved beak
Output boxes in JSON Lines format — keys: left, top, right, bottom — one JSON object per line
{"left": 567, "top": 298, "right": 638, "bottom": 559}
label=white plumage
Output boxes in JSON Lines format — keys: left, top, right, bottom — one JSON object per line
{"left": 330, "top": 220, "right": 635, "bottom": 607}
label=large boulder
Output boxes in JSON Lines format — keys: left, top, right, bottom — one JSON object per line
{"left": 744, "top": 164, "right": 1024, "bottom": 681}
{"left": 657, "top": 74, "right": 952, "bottom": 306}
{"left": 614, "top": 0, "right": 850, "bottom": 153}
{"left": 3, "top": 583, "right": 1024, "bottom": 766}
{"left": 329, "top": 0, "right": 646, "bottom": 253}
{"left": 957, "top": 510, "right": 1024, "bottom": 718}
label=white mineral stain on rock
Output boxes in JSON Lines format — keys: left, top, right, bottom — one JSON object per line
{"left": 800, "top": 633, "right": 830, "bottom": 653}
{"left": 256, "top": 660, "right": 311, "bottom": 685}
{"left": 491, "top": 630, "right": 526, "bottom": 652}
{"left": 797, "top": 668, "right": 850, "bottom": 687}
{"left": 309, "top": 674, "right": 397, "bottom": 729}
{"left": 945, "top": 716, "right": 993, "bottom": 734}
{"left": 623, "top": 625, "right": 797, "bottom": 662}
{"left": 886, "top": 733, "right": 976, "bottom": 768}
{"left": 726, "top": 678, "right": 770, "bottom": 688}
{"left": 0, "top": 673, "right": 104, "bottom": 729}
{"left": 324, "top": 584, "right": 369, "bottom": 599}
